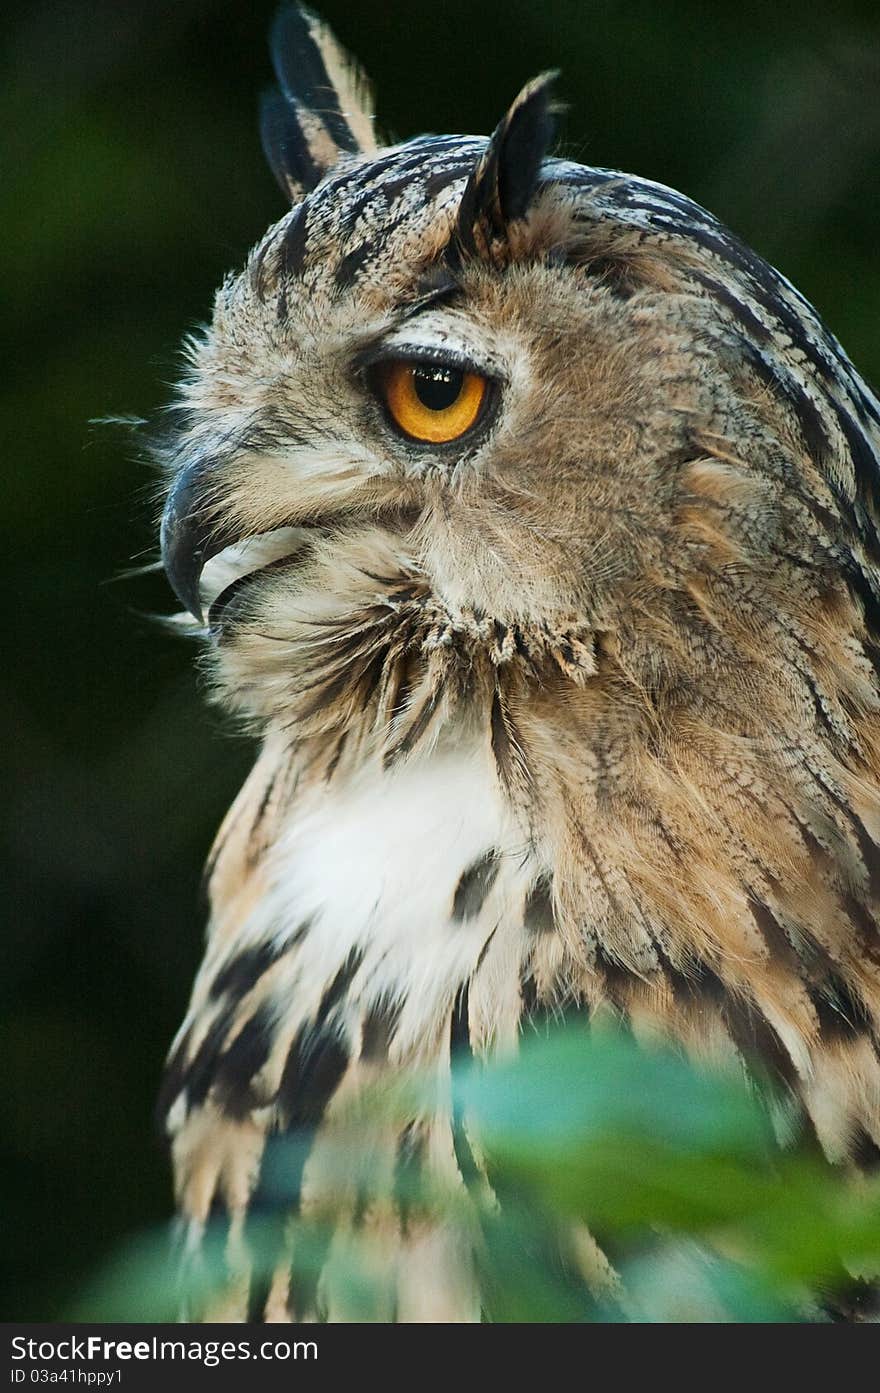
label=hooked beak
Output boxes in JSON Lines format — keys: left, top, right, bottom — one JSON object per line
{"left": 160, "top": 461, "right": 239, "bottom": 624}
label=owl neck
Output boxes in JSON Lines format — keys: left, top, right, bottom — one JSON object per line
{"left": 209, "top": 523, "right": 601, "bottom": 782}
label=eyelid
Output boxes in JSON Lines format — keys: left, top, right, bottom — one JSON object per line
{"left": 351, "top": 339, "right": 502, "bottom": 385}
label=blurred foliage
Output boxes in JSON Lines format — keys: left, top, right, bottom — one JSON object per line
{"left": 74, "top": 1028, "right": 880, "bottom": 1322}
{"left": 2, "top": 0, "right": 880, "bottom": 1320}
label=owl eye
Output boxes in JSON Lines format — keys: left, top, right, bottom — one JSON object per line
{"left": 374, "top": 359, "right": 489, "bottom": 444}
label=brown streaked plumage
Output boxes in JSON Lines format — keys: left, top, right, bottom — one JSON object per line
{"left": 155, "top": 3, "right": 880, "bottom": 1320}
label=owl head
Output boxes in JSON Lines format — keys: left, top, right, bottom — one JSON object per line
{"left": 159, "top": 3, "right": 880, "bottom": 769}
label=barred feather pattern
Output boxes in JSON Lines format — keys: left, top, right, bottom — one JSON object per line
{"left": 156, "top": 7, "right": 880, "bottom": 1321}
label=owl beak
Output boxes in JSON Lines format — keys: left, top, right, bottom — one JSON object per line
{"left": 160, "top": 461, "right": 238, "bottom": 624}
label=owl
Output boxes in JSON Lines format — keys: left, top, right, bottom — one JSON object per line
{"left": 156, "top": 4, "right": 880, "bottom": 1321}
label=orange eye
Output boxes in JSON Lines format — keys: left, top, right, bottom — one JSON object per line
{"left": 377, "top": 360, "right": 488, "bottom": 444}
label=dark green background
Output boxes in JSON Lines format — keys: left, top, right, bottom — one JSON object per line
{"left": 3, "top": 0, "right": 879, "bottom": 1320}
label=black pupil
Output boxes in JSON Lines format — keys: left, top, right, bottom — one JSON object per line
{"left": 412, "top": 363, "right": 463, "bottom": 411}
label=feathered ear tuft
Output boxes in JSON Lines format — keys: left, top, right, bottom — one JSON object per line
{"left": 260, "top": 4, "right": 378, "bottom": 202}
{"left": 453, "top": 72, "right": 559, "bottom": 261}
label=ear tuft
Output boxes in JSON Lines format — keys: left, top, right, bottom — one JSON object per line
{"left": 454, "top": 72, "right": 560, "bottom": 260}
{"left": 260, "top": 4, "right": 378, "bottom": 203}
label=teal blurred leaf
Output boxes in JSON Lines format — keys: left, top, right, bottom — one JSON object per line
{"left": 74, "top": 1026, "right": 880, "bottom": 1322}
